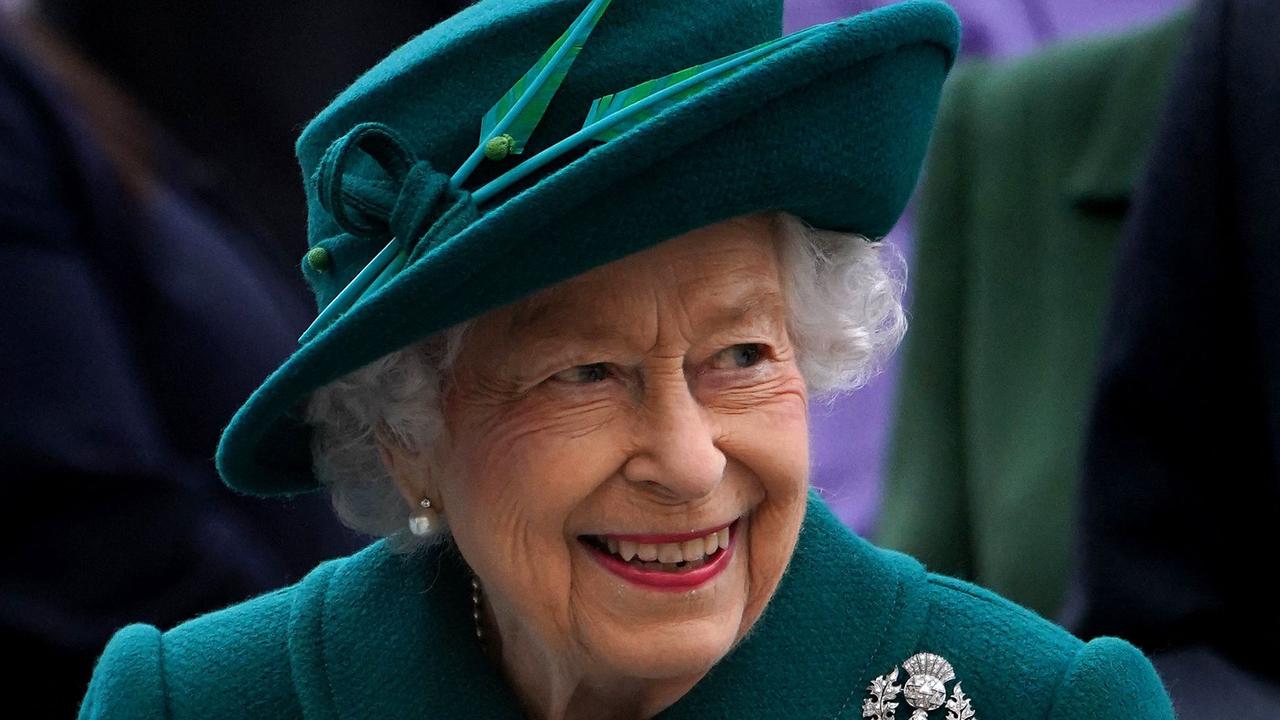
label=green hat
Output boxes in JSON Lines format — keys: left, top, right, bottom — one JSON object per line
{"left": 216, "top": 0, "right": 960, "bottom": 496}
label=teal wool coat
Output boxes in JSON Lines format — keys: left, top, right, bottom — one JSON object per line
{"left": 78, "top": 494, "right": 1173, "bottom": 719}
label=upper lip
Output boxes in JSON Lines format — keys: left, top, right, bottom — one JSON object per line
{"left": 582, "top": 518, "right": 737, "bottom": 544}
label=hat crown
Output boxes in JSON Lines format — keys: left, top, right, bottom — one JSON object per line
{"left": 296, "top": 0, "right": 782, "bottom": 303}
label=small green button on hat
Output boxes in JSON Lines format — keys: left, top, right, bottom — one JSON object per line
{"left": 217, "top": 0, "right": 961, "bottom": 496}
{"left": 484, "top": 134, "right": 517, "bottom": 161}
{"left": 304, "top": 247, "right": 331, "bottom": 273}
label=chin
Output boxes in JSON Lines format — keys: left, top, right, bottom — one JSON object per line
{"left": 584, "top": 611, "right": 745, "bottom": 681}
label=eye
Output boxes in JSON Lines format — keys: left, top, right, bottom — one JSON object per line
{"left": 550, "top": 363, "right": 612, "bottom": 384}
{"left": 708, "top": 343, "right": 767, "bottom": 370}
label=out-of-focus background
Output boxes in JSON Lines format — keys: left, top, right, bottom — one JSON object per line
{"left": 4, "top": 0, "right": 1278, "bottom": 718}
{"left": 795, "top": 0, "right": 1187, "bottom": 537}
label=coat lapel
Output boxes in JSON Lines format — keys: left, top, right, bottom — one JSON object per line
{"left": 1065, "top": 11, "right": 1191, "bottom": 215}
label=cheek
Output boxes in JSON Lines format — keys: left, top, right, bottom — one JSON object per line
{"left": 445, "top": 395, "right": 624, "bottom": 523}
{"left": 714, "top": 373, "right": 810, "bottom": 502}
{"left": 713, "top": 375, "right": 809, "bottom": 629}
{"left": 438, "top": 396, "right": 629, "bottom": 634}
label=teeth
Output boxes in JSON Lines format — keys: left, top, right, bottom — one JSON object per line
{"left": 617, "top": 540, "right": 638, "bottom": 562}
{"left": 657, "top": 542, "right": 683, "bottom": 563}
{"left": 594, "top": 524, "right": 732, "bottom": 566}
{"left": 681, "top": 538, "right": 704, "bottom": 560}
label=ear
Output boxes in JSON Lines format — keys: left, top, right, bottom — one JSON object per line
{"left": 378, "top": 439, "right": 433, "bottom": 511}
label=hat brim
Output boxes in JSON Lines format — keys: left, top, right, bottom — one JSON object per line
{"left": 217, "top": 0, "right": 959, "bottom": 496}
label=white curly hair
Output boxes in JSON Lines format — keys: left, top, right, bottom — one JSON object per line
{"left": 305, "top": 211, "right": 907, "bottom": 553}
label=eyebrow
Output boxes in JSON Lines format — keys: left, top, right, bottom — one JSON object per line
{"left": 508, "top": 293, "right": 562, "bottom": 333}
{"left": 697, "top": 286, "right": 786, "bottom": 330}
{"left": 507, "top": 283, "right": 785, "bottom": 344}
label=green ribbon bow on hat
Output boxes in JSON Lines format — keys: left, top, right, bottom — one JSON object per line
{"left": 304, "top": 123, "right": 479, "bottom": 343}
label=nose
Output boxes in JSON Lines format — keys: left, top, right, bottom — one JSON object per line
{"left": 621, "top": 369, "right": 727, "bottom": 502}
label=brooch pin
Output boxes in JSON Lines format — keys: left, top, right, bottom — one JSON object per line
{"left": 862, "top": 653, "right": 975, "bottom": 720}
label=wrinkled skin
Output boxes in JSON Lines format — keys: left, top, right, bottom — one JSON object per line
{"left": 383, "top": 214, "right": 810, "bottom": 720}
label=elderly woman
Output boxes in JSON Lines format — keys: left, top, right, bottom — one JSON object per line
{"left": 79, "top": 0, "right": 1174, "bottom": 718}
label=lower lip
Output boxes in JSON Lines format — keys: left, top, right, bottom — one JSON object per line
{"left": 584, "top": 521, "right": 738, "bottom": 592}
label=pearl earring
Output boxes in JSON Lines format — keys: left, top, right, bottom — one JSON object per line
{"left": 408, "top": 497, "right": 440, "bottom": 536}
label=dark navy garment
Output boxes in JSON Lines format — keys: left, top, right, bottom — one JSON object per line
{"left": 1065, "top": 0, "right": 1280, "bottom": 717}
{"left": 0, "top": 26, "right": 365, "bottom": 716}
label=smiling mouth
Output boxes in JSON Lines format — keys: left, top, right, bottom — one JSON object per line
{"left": 578, "top": 520, "right": 738, "bottom": 589}
{"left": 581, "top": 525, "right": 730, "bottom": 571}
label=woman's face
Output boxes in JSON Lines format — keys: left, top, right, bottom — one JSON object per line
{"left": 400, "top": 214, "right": 810, "bottom": 688}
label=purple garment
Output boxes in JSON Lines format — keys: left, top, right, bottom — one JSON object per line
{"left": 786, "top": 0, "right": 1190, "bottom": 534}
{"left": 785, "top": 0, "right": 1188, "bottom": 56}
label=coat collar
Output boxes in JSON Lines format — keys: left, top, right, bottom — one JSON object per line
{"left": 1064, "top": 10, "right": 1191, "bottom": 215}
{"left": 290, "top": 491, "right": 930, "bottom": 719}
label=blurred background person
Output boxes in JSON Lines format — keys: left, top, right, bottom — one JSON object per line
{"left": 0, "top": 1, "right": 468, "bottom": 715}
{"left": 1064, "top": 0, "right": 1280, "bottom": 716}
{"left": 792, "top": 0, "right": 1190, "bottom": 536}
{"left": 878, "top": 8, "right": 1190, "bottom": 618}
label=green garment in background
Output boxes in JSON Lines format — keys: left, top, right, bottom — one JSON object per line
{"left": 880, "top": 12, "right": 1191, "bottom": 619}
{"left": 78, "top": 493, "right": 1173, "bottom": 719}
